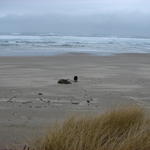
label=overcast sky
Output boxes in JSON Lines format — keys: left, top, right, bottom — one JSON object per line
{"left": 0, "top": 0, "right": 150, "bottom": 37}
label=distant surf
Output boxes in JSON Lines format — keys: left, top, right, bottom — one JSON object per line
{"left": 0, "top": 34, "right": 150, "bottom": 56}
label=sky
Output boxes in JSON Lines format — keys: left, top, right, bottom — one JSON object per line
{"left": 0, "top": 0, "right": 150, "bottom": 37}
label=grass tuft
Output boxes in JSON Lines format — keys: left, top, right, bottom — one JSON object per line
{"left": 32, "top": 106, "right": 150, "bottom": 150}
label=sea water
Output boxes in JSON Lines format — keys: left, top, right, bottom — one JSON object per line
{"left": 0, "top": 34, "right": 150, "bottom": 56}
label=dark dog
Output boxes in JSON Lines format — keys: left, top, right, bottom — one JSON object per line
{"left": 74, "top": 76, "right": 78, "bottom": 82}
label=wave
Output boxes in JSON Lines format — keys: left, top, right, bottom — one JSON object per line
{"left": 0, "top": 35, "right": 150, "bottom": 56}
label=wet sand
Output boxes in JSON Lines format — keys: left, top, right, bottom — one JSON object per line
{"left": 0, "top": 53, "right": 150, "bottom": 148}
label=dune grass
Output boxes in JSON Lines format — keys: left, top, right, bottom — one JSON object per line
{"left": 32, "top": 106, "right": 150, "bottom": 150}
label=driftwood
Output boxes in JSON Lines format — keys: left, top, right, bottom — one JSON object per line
{"left": 7, "top": 96, "right": 17, "bottom": 103}
{"left": 57, "top": 79, "right": 72, "bottom": 84}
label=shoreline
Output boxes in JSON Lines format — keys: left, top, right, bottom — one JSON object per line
{"left": 0, "top": 52, "right": 149, "bottom": 57}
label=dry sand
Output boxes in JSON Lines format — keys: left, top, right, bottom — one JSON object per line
{"left": 0, "top": 53, "right": 150, "bottom": 148}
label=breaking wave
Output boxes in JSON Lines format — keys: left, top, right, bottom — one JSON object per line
{"left": 0, "top": 34, "right": 150, "bottom": 56}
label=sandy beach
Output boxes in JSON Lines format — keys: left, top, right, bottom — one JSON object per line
{"left": 0, "top": 53, "right": 150, "bottom": 148}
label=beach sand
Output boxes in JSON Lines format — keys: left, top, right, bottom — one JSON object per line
{"left": 0, "top": 53, "right": 150, "bottom": 148}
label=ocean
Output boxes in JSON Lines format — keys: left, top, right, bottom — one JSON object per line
{"left": 0, "top": 34, "right": 150, "bottom": 56}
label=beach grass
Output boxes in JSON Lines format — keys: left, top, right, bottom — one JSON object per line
{"left": 32, "top": 106, "right": 150, "bottom": 150}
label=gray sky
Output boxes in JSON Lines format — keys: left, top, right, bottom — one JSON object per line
{"left": 0, "top": 0, "right": 150, "bottom": 37}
